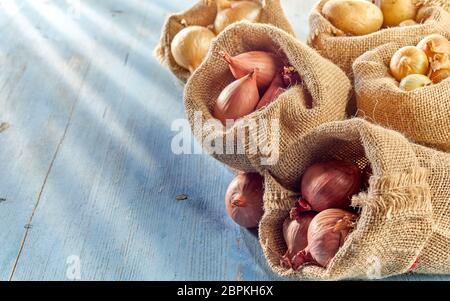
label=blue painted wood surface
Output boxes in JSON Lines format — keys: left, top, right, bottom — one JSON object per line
{"left": 0, "top": 0, "right": 448, "bottom": 281}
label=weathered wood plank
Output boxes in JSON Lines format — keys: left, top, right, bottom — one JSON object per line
{"left": 0, "top": 2, "right": 91, "bottom": 279}
{"left": 1, "top": 0, "right": 448, "bottom": 281}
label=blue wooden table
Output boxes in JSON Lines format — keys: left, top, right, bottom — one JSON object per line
{"left": 0, "top": 0, "right": 448, "bottom": 281}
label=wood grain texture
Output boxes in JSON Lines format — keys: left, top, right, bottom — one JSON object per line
{"left": 0, "top": 0, "right": 448, "bottom": 281}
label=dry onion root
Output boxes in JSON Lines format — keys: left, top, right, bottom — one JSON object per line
{"left": 170, "top": 26, "right": 216, "bottom": 73}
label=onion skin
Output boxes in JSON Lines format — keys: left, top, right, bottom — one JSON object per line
{"left": 417, "top": 34, "right": 450, "bottom": 72}
{"left": 256, "top": 71, "right": 285, "bottom": 109}
{"left": 399, "top": 74, "right": 432, "bottom": 91}
{"left": 429, "top": 68, "right": 450, "bottom": 83}
{"left": 213, "top": 70, "right": 259, "bottom": 124}
{"left": 225, "top": 173, "right": 264, "bottom": 228}
{"left": 399, "top": 19, "right": 417, "bottom": 27}
{"left": 390, "top": 46, "right": 429, "bottom": 81}
{"left": 281, "top": 66, "right": 302, "bottom": 87}
{"left": 170, "top": 26, "right": 216, "bottom": 73}
{"left": 322, "top": 0, "right": 383, "bottom": 36}
{"left": 299, "top": 160, "right": 362, "bottom": 212}
{"left": 374, "top": 0, "right": 418, "bottom": 27}
{"left": 219, "top": 50, "right": 282, "bottom": 91}
{"left": 291, "top": 209, "right": 357, "bottom": 269}
{"left": 214, "top": 1, "right": 262, "bottom": 34}
{"left": 280, "top": 212, "right": 317, "bottom": 268}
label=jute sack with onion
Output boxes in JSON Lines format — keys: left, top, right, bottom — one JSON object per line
{"left": 353, "top": 36, "right": 450, "bottom": 152}
{"left": 308, "top": 0, "right": 450, "bottom": 76}
{"left": 155, "top": 0, "right": 295, "bottom": 82}
{"left": 183, "top": 21, "right": 352, "bottom": 172}
{"left": 259, "top": 118, "right": 450, "bottom": 280}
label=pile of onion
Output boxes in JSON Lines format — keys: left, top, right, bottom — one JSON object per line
{"left": 213, "top": 50, "right": 305, "bottom": 124}
{"left": 321, "top": 0, "right": 422, "bottom": 36}
{"left": 390, "top": 34, "right": 450, "bottom": 90}
{"left": 224, "top": 173, "right": 264, "bottom": 228}
{"left": 281, "top": 160, "right": 363, "bottom": 270}
{"left": 170, "top": 0, "right": 264, "bottom": 74}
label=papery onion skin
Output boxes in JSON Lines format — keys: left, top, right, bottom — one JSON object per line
{"left": 225, "top": 173, "right": 264, "bottom": 228}
{"left": 417, "top": 34, "right": 450, "bottom": 72}
{"left": 390, "top": 46, "right": 429, "bottom": 81}
{"left": 219, "top": 50, "right": 282, "bottom": 91}
{"left": 256, "top": 71, "right": 285, "bottom": 109}
{"left": 429, "top": 68, "right": 450, "bottom": 83}
{"left": 280, "top": 212, "right": 317, "bottom": 268}
{"left": 282, "top": 66, "right": 302, "bottom": 87}
{"left": 299, "top": 160, "right": 362, "bottom": 212}
{"left": 291, "top": 209, "right": 357, "bottom": 269}
{"left": 374, "top": 0, "right": 418, "bottom": 27}
{"left": 213, "top": 70, "right": 259, "bottom": 124}
{"left": 171, "top": 26, "right": 216, "bottom": 73}
{"left": 399, "top": 74, "right": 432, "bottom": 91}
{"left": 214, "top": 1, "right": 262, "bottom": 34}
{"left": 322, "top": 0, "right": 383, "bottom": 36}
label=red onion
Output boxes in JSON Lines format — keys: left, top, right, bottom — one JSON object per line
{"left": 219, "top": 50, "right": 282, "bottom": 91}
{"left": 298, "top": 160, "right": 362, "bottom": 212}
{"left": 256, "top": 71, "right": 286, "bottom": 110}
{"left": 225, "top": 173, "right": 264, "bottom": 228}
{"left": 280, "top": 211, "right": 316, "bottom": 268}
{"left": 291, "top": 208, "right": 357, "bottom": 269}
{"left": 213, "top": 70, "right": 259, "bottom": 124}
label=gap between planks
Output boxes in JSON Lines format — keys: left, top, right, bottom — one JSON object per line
{"left": 7, "top": 62, "right": 92, "bottom": 281}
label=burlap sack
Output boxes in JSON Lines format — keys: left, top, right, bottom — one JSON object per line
{"left": 155, "top": 0, "right": 295, "bottom": 82}
{"left": 184, "top": 21, "right": 352, "bottom": 172}
{"left": 308, "top": 1, "right": 450, "bottom": 76}
{"left": 353, "top": 39, "right": 450, "bottom": 152}
{"left": 259, "top": 118, "right": 450, "bottom": 280}
{"left": 418, "top": 0, "right": 450, "bottom": 12}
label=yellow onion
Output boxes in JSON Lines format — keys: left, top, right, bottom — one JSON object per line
{"left": 399, "top": 19, "right": 418, "bottom": 27}
{"left": 322, "top": 0, "right": 383, "bottom": 36}
{"left": 390, "top": 46, "right": 429, "bottom": 81}
{"left": 214, "top": 1, "right": 262, "bottom": 34}
{"left": 417, "top": 34, "right": 450, "bottom": 72}
{"left": 213, "top": 70, "right": 259, "bottom": 124}
{"left": 374, "top": 0, "right": 418, "bottom": 27}
{"left": 399, "top": 74, "right": 432, "bottom": 91}
{"left": 429, "top": 68, "right": 450, "bottom": 83}
{"left": 171, "top": 26, "right": 216, "bottom": 73}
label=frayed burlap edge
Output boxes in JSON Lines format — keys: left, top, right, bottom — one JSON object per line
{"left": 184, "top": 21, "right": 351, "bottom": 172}
{"left": 259, "top": 118, "right": 439, "bottom": 280}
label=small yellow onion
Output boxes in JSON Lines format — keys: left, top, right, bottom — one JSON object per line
{"left": 399, "top": 74, "right": 432, "bottom": 91}
{"left": 390, "top": 46, "right": 429, "bottom": 81}
{"left": 171, "top": 26, "right": 216, "bottom": 73}
{"left": 374, "top": 0, "right": 418, "bottom": 27}
{"left": 214, "top": 1, "right": 262, "bottom": 34}
{"left": 417, "top": 34, "right": 450, "bottom": 72}
{"left": 429, "top": 68, "right": 450, "bottom": 83}
{"left": 322, "top": 0, "right": 383, "bottom": 36}
{"left": 399, "top": 19, "right": 417, "bottom": 27}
